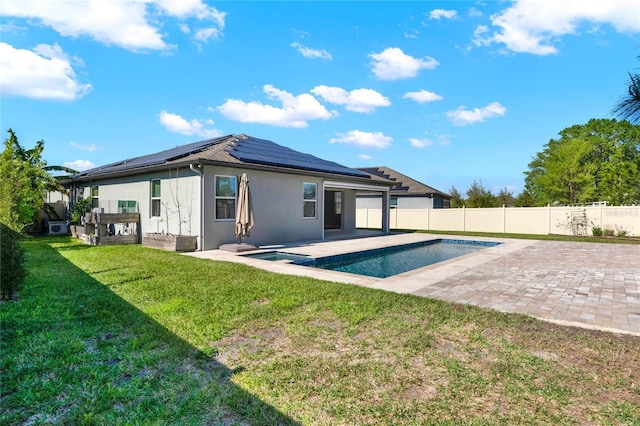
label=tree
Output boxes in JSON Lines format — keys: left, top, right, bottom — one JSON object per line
{"left": 495, "top": 187, "right": 516, "bottom": 207}
{"left": 0, "top": 129, "right": 71, "bottom": 232}
{"left": 524, "top": 119, "right": 640, "bottom": 206}
{"left": 613, "top": 55, "right": 640, "bottom": 124}
{"left": 465, "top": 180, "right": 495, "bottom": 208}
{"left": 514, "top": 189, "right": 536, "bottom": 207}
{"left": 448, "top": 186, "right": 465, "bottom": 208}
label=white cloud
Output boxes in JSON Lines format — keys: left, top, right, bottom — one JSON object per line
{"left": 446, "top": 102, "right": 506, "bottom": 126}
{"left": 194, "top": 27, "right": 221, "bottom": 43}
{"left": 70, "top": 141, "right": 97, "bottom": 152}
{"left": 437, "top": 135, "right": 452, "bottom": 146}
{"left": 1, "top": 0, "right": 226, "bottom": 51}
{"left": 155, "top": 0, "right": 225, "bottom": 25}
{"left": 468, "top": 7, "right": 483, "bottom": 18}
{"left": 64, "top": 159, "right": 95, "bottom": 171}
{"left": 329, "top": 130, "right": 392, "bottom": 149}
{"left": 169, "top": 2, "right": 225, "bottom": 43}
{"left": 218, "top": 85, "right": 337, "bottom": 128}
{"left": 409, "top": 138, "right": 433, "bottom": 148}
{"left": 311, "top": 86, "right": 390, "bottom": 113}
{"left": 430, "top": 9, "right": 457, "bottom": 20}
{"left": 158, "top": 111, "right": 221, "bottom": 138}
{"left": 404, "top": 29, "right": 419, "bottom": 39}
{"left": 473, "top": 0, "right": 640, "bottom": 55}
{"left": 403, "top": 90, "right": 443, "bottom": 103}
{"left": 358, "top": 154, "right": 373, "bottom": 160}
{"left": 0, "top": 42, "right": 91, "bottom": 100}
{"left": 290, "top": 42, "right": 332, "bottom": 60}
{"left": 369, "top": 47, "right": 439, "bottom": 81}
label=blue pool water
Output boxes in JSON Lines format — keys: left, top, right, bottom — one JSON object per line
{"left": 243, "top": 251, "right": 309, "bottom": 262}
{"left": 305, "top": 239, "right": 500, "bottom": 278}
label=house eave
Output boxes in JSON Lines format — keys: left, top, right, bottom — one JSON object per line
{"left": 391, "top": 192, "right": 450, "bottom": 198}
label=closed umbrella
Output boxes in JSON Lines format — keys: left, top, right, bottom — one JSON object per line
{"left": 235, "top": 173, "right": 254, "bottom": 244}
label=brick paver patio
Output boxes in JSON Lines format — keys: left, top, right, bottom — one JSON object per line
{"left": 411, "top": 241, "right": 640, "bottom": 336}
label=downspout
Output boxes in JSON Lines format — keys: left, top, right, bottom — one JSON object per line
{"left": 190, "top": 163, "right": 204, "bottom": 251}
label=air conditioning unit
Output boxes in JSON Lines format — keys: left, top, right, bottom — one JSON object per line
{"left": 47, "top": 220, "right": 69, "bottom": 236}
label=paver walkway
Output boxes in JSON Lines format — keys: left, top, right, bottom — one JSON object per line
{"left": 187, "top": 235, "right": 640, "bottom": 336}
{"left": 411, "top": 240, "right": 640, "bottom": 336}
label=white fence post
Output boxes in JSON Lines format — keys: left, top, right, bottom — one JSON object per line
{"left": 599, "top": 203, "right": 603, "bottom": 230}
{"left": 463, "top": 205, "right": 466, "bottom": 232}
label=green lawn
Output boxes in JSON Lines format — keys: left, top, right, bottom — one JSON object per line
{"left": 2, "top": 237, "right": 639, "bottom": 425}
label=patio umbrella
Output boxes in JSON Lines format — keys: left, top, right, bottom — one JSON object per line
{"left": 235, "top": 173, "right": 254, "bottom": 244}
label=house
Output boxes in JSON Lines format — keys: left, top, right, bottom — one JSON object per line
{"left": 356, "top": 166, "right": 451, "bottom": 210}
{"left": 68, "top": 134, "right": 394, "bottom": 250}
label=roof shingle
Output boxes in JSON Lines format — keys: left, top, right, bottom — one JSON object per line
{"left": 358, "top": 166, "right": 450, "bottom": 198}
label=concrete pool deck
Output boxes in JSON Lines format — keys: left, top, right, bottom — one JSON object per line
{"left": 186, "top": 233, "right": 640, "bottom": 337}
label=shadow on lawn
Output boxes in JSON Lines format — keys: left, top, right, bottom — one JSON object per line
{"left": 2, "top": 237, "right": 299, "bottom": 425}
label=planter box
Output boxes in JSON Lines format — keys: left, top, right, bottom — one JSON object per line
{"left": 81, "top": 234, "right": 139, "bottom": 246}
{"left": 142, "top": 233, "right": 197, "bottom": 252}
{"left": 70, "top": 224, "right": 85, "bottom": 238}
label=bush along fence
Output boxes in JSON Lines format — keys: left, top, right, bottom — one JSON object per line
{"left": 1, "top": 223, "right": 26, "bottom": 300}
{"left": 356, "top": 205, "right": 639, "bottom": 237}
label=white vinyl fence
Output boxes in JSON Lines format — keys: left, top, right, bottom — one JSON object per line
{"left": 356, "top": 205, "right": 640, "bottom": 237}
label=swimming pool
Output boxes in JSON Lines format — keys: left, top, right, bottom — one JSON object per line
{"left": 243, "top": 251, "right": 309, "bottom": 262}
{"left": 244, "top": 239, "right": 501, "bottom": 279}
{"left": 303, "top": 239, "right": 500, "bottom": 278}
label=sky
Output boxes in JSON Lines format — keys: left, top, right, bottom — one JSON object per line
{"left": 1, "top": 0, "right": 639, "bottom": 195}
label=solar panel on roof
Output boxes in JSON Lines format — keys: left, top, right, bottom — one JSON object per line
{"left": 74, "top": 135, "right": 230, "bottom": 178}
{"left": 227, "top": 136, "right": 370, "bottom": 178}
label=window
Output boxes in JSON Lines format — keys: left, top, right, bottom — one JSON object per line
{"left": 118, "top": 200, "right": 137, "bottom": 213}
{"left": 390, "top": 197, "right": 398, "bottom": 208}
{"left": 334, "top": 191, "right": 342, "bottom": 214}
{"left": 150, "top": 179, "right": 161, "bottom": 217}
{"left": 90, "top": 186, "right": 99, "bottom": 209}
{"left": 215, "top": 175, "right": 237, "bottom": 220}
{"left": 303, "top": 183, "right": 316, "bottom": 218}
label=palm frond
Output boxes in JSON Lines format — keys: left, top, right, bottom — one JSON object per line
{"left": 43, "top": 165, "right": 79, "bottom": 175}
{"left": 613, "top": 72, "right": 640, "bottom": 124}
{"left": 42, "top": 203, "right": 62, "bottom": 220}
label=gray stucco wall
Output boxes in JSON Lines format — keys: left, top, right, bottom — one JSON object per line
{"left": 201, "top": 166, "right": 326, "bottom": 249}
{"left": 76, "top": 168, "right": 201, "bottom": 239}
{"left": 356, "top": 195, "right": 434, "bottom": 210}
{"left": 75, "top": 165, "right": 371, "bottom": 251}
{"left": 399, "top": 197, "right": 433, "bottom": 209}
{"left": 341, "top": 189, "right": 357, "bottom": 232}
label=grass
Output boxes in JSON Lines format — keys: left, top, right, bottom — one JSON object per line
{"left": 2, "top": 237, "right": 639, "bottom": 425}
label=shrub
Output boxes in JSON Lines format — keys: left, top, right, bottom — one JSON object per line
{"left": 603, "top": 228, "right": 615, "bottom": 237}
{"left": 591, "top": 226, "right": 603, "bottom": 236}
{"left": 616, "top": 228, "right": 628, "bottom": 237}
{"left": 71, "top": 197, "right": 92, "bottom": 223}
{"left": 557, "top": 209, "right": 592, "bottom": 236}
{"left": 1, "top": 222, "right": 26, "bottom": 300}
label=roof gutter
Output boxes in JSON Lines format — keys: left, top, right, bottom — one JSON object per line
{"left": 189, "top": 163, "right": 205, "bottom": 251}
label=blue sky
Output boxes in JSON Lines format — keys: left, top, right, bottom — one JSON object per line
{"left": 2, "top": 1, "right": 639, "bottom": 195}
